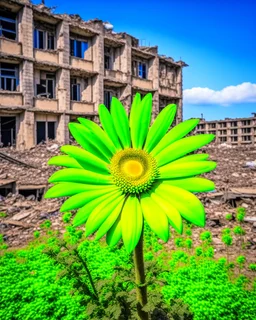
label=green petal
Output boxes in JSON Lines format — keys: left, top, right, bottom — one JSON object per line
{"left": 48, "top": 168, "right": 113, "bottom": 185}
{"left": 61, "top": 187, "right": 118, "bottom": 212}
{"left": 111, "top": 97, "right": 131, "bottom": 148}
{"left": 172, "top": 153, "right": 209, "bottom": 164}
{"left": 155, "top": 134, "right": 215, "bottom": 167}
{"left": 95, "top": 199, "right": 124, "bottom": 241}
{"left": 61, "top": 145, "right": 109, "bottom": 174}
{"left": 155, "top": 183, "right": 205, "bottom": 227}
{"left": 121, "top": 196, "right": 143, "bottom": 253}
{"left": 159, "top": 161, "right": 217, "bottom": 179}
{"left": 129, "top": 93, "right": 141, "bottom": 130}
{"left": 106, "top": 216, "right": 122, "bottom": 247}
{"left": 69, "top": 123, "right": 108, "bottom": 160}
{"left": 130, "top": 93, "right": 152, "bottom": 149}
{"left": 162, "top": 177, "right": 215, "bottom": 192}
{"left": 140, "top": 193, "right": 169, "bottom": 242}
{"left": 85, "top": 192, "right": 123, "bottom": 237}
{"left": 98, "top": 104, "right": 122, "bottom": 150}
{"left": 45, "top": 183, "right": 108, "bottom": 198}
{"left": 73, "top": 192, "right": 116, "bottom": 227}
{"left": 151, "top": 119, "right": 200, "bottom": 157}
{"left": 78, "top": 117, "right": 117, "bottom": 158}
{"left": 144, "top": 104, "right": 177, "bottom": 153}
{"left": 150, "top": 192, "right": 182, "bottom": 234}
{"left": 48, "top": 155, "right": 83, "bottom": 169}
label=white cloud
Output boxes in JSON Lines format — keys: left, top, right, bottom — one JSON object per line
{"left": 183, "top": 82, "right": 256, "bottom": 106}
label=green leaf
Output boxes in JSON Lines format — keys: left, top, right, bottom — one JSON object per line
{"left": 140, "top": 193, "right": 169, "bottom": 242}
{"left": 72, "top": 191, "right": 118, "bottom": 227}
{"left": 155, "top": 183, "right": 205, "bottom": 227}
{"left": 171, "top": 153, "right": 209, "bottom": 164}
{"left": 95, "top": 199, "right": 124, "bottom": 240}
{"left": 78, "top": 117, "right": 117, "bottom": 159}
{"left": 121, "top": 196, "right": 143, "bottom": 253}
{"left": 151, "top": 118, "right": 200, "bottom": 156}
{"left": 159, "top": 161, "right": 217, "bottom": 179}
{"left": 162, "top": 177, "right": 215, "bottom": 192}
{"left": 150, "top": 191, "right": 182, "bottom": 234}
{"left": 144, "top": 104, "right": 177, "bottom": 153}
{"left": 61, "top": 187, "right": 118, "bottom": 212}
{"left": 130, "top": 93, "right": 152, "bottom": 149}
{"left": 85, "top": 192, "right": 123, "bottom": 236}
{"left": 68, "top": 123, "right": 108, "bottom": 160}
{"left": 48, "top": 168, "right": 113, "bottom": 185}
{"left": 110, "top": 97, "right": 131, "bottom": 148}
{"left": 155, "top": 134, "right": 215, "bottom": 167}
{"left": 61, "top": 145, "right": 110, "bottom": 174}
{"left": 106, "top": 215, "right": 122, "bottom": 247}
{"left": 47, "top": 155, "right": 83, "bottom": 168}
{"left": 45, "top": 182, "right": 108, "bottom": 198}
{"left": 98, "top": 104, "right": 122, "bottom": 150}
{"left": 129, "top": 92, "right": 141, "bottom": 130}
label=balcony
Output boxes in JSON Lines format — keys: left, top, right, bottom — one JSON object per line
{"left": 71, "top": 57, "right": 93, "bottom": 72}
{"left": 70, "top": 101, "right": 94, "bottom": 113}
{"left": 0, "top": 91, "right": 23, "bottom": 106}
{"left": 104, "top": 69, "right": 127, "bottom": 82}
{"left": 34, "top": 49, "right": 59, "bottom": 65}
{"left": 34, "top": 98, "right": 58, "bottom": 111}
{"left": 159, "top": 85, "right": 178, "bottom": 98}
{"left": 0, "top": 38, "right": 22, "bottom": 56}
{"left": 132, "top": 77, "right": 153, "bottom": 90}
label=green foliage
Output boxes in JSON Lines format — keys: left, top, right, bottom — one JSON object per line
{"left": 225, "top": 213, "right": 233, "bottom": 221}
{"left": 236, "top": 256, "right": 246, "bottom": 266}
{"left": 184, "top": 238, "right": 193, "bottom": 249}
{"left": 40, "top": 220, "right": 52, "bottom": 229}
{"left": 221, "top": 234, "right": 233, "bottom": 246}
{"left": 62, "top": 212, "right": 72, "bottom": 224}
{"left": 249, "top": 264, "right": 256, "bottom": 272}
{"left": 0, "top": 234, "right": 4, "bottom": 244}
{"left": 174, "top": 237, "right": 184, "bottom": 248}
{"left": 200, "top": 231, "right": 212, "bottom": 244}
{"left": 185, "top": 229, "right": 192, "bottom": 236}
{"left": 236, "top": 207, "right": 246, "bottom": 222}
{"left": 0, "top": 212, "right": 7, "bottom": 218}
{"left": 34, "top": 231, "right": 40, "bottom": 238}
{"left": 233, "top": 226, "right": 245, "bottom": 236}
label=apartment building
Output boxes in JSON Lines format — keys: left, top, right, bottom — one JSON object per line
{"left": 0, "top": 0, "right": 187, "bottom": 149}
{"left": 195, "top": 114, "right": 256, "bottom": 145}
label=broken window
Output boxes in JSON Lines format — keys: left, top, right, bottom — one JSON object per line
{"left": 242, "top": 128, "right": 251, "bottom": 134}
{"left": 219, "top": 137, "right": 227, "bottom": 142}
{"left": 0, "top": 62, "right": 19, "bottom": 91}
{"left": 34, "top": 29, "right": 55, "bottom": 50}
{"left": 231, "top": 136, "right": 238, "bottom": 142}
{"left": 36, "top": 121, "right": 56, "bottom": 144}
{"left": 0, "top": 10, "right": 17, "bottom": 40}
{"left": 104, "top": 46, "right": 112, "bottom": 70}
{"left": 36, "top": 73, "right": 55, "bottom": 98}
{"left": 138, "top": 62, "right": 147, "bottom": 79}
{"left": 132, "top": 60, "right": 147, "bottom": 79}
{"left": 0, "top": 116, "right": 16, "bottom": 147}
{"left": 70, "top": 39, "right": 88, "bottom": 58}
{"left": 104, "top": 91, "right": 113, "bottom": 110}
{"left": 71, "top": 78, "right": 81, "bottom": 101}
{"left": 242, "top": 120, "right": 251, "bottom": 126}
{"left": 231, "top": 121, "right": 237, "bottom": 127}
{"left": 242, "top": 135, "right": 251, "bottom": 141}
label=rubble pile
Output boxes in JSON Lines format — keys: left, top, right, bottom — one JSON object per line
{"left": 0, "top": 143, "right": 255, "bottom": 263}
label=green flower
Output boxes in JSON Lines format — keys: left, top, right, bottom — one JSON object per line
{"left": 45, "top": 93, "right": 216, "bottom": 253}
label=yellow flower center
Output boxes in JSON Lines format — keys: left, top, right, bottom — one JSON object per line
{"left": 110, "top": 148, "right": 159, "bottom": 194}
{"left": 122, "top": 160, "right": 143, "bottom": 177}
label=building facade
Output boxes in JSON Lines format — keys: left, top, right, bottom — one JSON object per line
{"left": 0, "top": 0, "right": 187, "bottom": 149}
{"left": 195, "top": 114, "right": 256, "bottom": 145}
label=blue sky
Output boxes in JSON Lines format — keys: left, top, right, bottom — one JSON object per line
{"left": 35, "top": 0, "right": 256, "bottom": 120}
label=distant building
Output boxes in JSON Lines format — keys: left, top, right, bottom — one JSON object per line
{"left": 0, "top": 0, "right": 187, "bottom": 149}
{"left": 194, "top": 114, "right": 256, "bottom": 145}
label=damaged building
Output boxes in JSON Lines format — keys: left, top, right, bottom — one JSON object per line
{"left": 0, "top": 0, "right": 187, "bottom": 149}
{"left": 195, "top": 114, "right": 256, "bottom": 146}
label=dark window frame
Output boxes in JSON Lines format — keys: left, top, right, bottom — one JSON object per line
{"left": 34, "top": 28, "right": 56, "bottom": 50}
{"left": 0, "top": 11, "right": 17, "bottom": 41}
{"left": 0, "top": 62, "right": 19, "bottom": 91}
{"left": 70, "top": 38, "right": 88, "bottom": 58}
{"left": 71, "top": 78, "right": 81, "bottom": 102}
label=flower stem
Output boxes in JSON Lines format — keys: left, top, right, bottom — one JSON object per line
{"left": 133, "top": 229, "right": 149, "bottom": 320}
